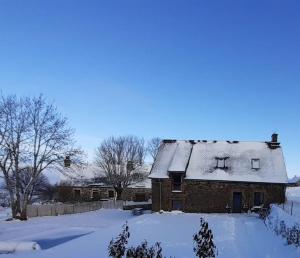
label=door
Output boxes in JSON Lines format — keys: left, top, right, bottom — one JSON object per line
{"left": 172, "top": 200, "right": 183, "bottom": 211}
{"left": 254, "top": 192, "right": 263, "bottom": 206}
{"left": 232, "top": 192, "right": 242, "bottom": 213}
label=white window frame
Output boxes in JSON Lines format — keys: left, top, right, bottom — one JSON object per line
{"left": 252, "top": 159, "right": 260, "bottom": 170}
{"left": 217, "top": 158, "right": 225, "bottom": 168}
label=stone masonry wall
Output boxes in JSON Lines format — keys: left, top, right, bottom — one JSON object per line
{"left": 151, "top": 179, "right": 285, "bottom": 213}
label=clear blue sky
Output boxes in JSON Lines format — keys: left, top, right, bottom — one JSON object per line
{"left": 0, "top": 1, "right": 299, "bottom": 177}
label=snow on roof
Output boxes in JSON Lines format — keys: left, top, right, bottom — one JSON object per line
{"left": 168, "top": 141, "right": 192, "bottom": 172}
{"left": 149, "top": 140, "right": 288, "bottom": 184}
{"left": 129, "top": 178, "right": 152, "bottom": 188}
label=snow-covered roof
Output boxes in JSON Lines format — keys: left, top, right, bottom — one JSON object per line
{"left": 149, "top": 140, "right": 288, "bottom": 184}
{"left": 129, "top": 178, "right": 152, "bottom": 189}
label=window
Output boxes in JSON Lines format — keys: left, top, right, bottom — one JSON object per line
{"left": 172, "top": 200, "right": 183, "bottom": 211}
{"left": 135, "top": 193, "right": 146, "bottom": 202}
{"left": 172, "top": 174, "right": 182, "bottom": 191}
{"left": 254, "top": 192, "right": 263, "bottom": 206}
{"left": 216, "top": 157, "right": 228, "bottom": 169}
{"left": 92, "top": 190, "right": 99, "bottom": 199}
{"left": 252, "top": 159, "right": 260, "bottom": 170}
{"left": 108, "top": 190, "right": 115, "bottom": 198}
{"left": 74, "top": 189, "right": 81, "bottom": 199}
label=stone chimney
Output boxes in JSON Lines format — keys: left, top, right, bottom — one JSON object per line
{"left": 64, "top": 156, "right": 71, "bottom": 167}
{"left": 267, "top": 133, "right": 280, "bottom": 149}
{"left": 271, "top": 133, "right": 278, "bottom": 143}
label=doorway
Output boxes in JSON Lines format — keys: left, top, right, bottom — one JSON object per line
{"left": 232, "top": 192, "right": 242, "bottom": 213}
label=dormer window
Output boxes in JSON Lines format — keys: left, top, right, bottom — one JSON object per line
{"left": 216, "top": 157, "right": 229, "bottom": 169}
{"left": 252, "top": 159, "right": 260, "bottom": 170}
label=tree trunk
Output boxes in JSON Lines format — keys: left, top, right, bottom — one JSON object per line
{"left": 19, "top": 192, "right": 29, "bottom": 220}
{"left": 115, "top": 187, "right": 123, "bottom": 200}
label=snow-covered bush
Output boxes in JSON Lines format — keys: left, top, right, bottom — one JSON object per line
{"left": 287, "top": 225, "right": 300, "bottom": 247}
{"left": 126, "top": 240, "right": 162, "bottom": 258}
{"left": 266, "top": 204, "right": 300, "bottom": 248}
{"left": 108, "top": 222, "right": 130, "bottom": 258}
{"left": 108, "top": 223, "right": 164, "bottom": 258}
{"left": 193, "top": 218, "right": 217, "bottom": 258}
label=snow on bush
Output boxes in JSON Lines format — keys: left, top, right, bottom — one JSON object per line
{"left": 108, "top": 222, "right": 130, "bottom": 258}
{"left": 266, "top": 204, "right": 300, "bottom": 247}
{"left": 193, "top": 218, "right": 217, "bottom": 258}
{"left": 108, "top": 222, "right": 163, "bottom": 258}
{"left": 126, "top": 241, "right": 162, "bottom": 258}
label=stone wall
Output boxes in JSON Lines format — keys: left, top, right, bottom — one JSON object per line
{"left": 151, "top": 179, "right": 286, "bottom": 213}
{"left": 121, "top": 188, "right": 152, "bottom": 202}
{"left": 57, "top": 186, "right": 151, "bottom": 203}
{"left": 56, "top": 186, "right": 115, "bottom": 202}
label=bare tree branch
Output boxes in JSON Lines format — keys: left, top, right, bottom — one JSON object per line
{"left": 95, "top": 135, "right": 147, "bottom": 200}
{"left": 147, "top": 137, "right": 161, "bottom": 161}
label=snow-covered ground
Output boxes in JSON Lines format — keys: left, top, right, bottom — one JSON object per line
{"left": 285, "top": 187, "right": 300, "bottom": 221}
{"left": 0, "top": 207, "right": 11, "bottom": 222}
{"left": 1, "top": 209, "right": 299, "bottom": 257}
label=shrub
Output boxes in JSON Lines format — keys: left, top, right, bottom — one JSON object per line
{"left": 193, "top": 218, "right": 217, "bottom": 258}
{"left": 126, "top": 240, "right": 162, "bottom": 258}
{"left": 108, "top": 222, "right": 130, "bottom": 258}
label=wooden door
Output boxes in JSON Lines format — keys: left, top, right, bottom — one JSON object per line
{"left": 232, "top": 192, "right": 242, "bottom": 213}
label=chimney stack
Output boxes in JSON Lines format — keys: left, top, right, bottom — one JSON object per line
{"left": 64, "top": 156, "right": 71, "bottom": 167}
{"left": 267, "top": 133, "right": 280, "bottom": 149}
{"left": 271, "top": 133, "right": 278, "bottom": 143}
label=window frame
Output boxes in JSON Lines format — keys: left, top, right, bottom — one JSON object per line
{"left": 172, "top": 174, "right": 182, "bottom": 192}
{"left": 215, "top": 157, "right": 229, "bottom": 169}
{"left": 251, "top": 159, "right": 260, "bottom": 170}
{"left": 108, "top": 190, "right": 115, "bottom": 198}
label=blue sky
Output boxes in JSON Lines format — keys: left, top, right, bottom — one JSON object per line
{"left": 0, "top": 1, "right": 299, "bottom": 176}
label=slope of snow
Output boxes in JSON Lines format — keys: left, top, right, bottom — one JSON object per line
{"left": 284, "top": 187, "right": 300, "bottom": 221}
{"left": 168, "top": 142, "right": 192, "bottom": 172}
{"left": 0, "top": 210, "right": 299, "bottom": 257}
{"left": 286, "top": 187, "right": 300, "bottom": 203}
{"left": 150, "top": 142, "right": 177, "bottom": 178}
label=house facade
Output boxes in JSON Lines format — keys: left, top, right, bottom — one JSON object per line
{"left": 149, "top": 134, "right": 288, "bottom": 213}
{"left": 56, "top": 181, "right": 152, "bottom": 203}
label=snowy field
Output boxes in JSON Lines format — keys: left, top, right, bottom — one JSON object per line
{"left": 1, "top": 209, "right": 300, "bottom": 258}
{"left": 285, "top": 187, "right": 300, "bottom": 220}
{"left": 0, "top": 207, "right": 11, "bottom": 222}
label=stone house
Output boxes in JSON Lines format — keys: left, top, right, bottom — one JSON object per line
{"left": 56, "top": 180, "right": 151, "bottom": 203}
{"left": 149, "top": 134, "right": 288, "bottom": 213}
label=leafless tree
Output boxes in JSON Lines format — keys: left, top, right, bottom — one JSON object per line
{"left": 0, "top": 94, "right": 82, "bottom": 219}
{"left": 0, "top": 95, "right": 30, "bottom": 218}
{"left": 14, "top": 167, "right": 56, "bottom": 203}
{"left": 95, "top": 136, "right": 147, "bottom": 200}
{"left": 147, "top": 137, "right": 161, "bottom": 161}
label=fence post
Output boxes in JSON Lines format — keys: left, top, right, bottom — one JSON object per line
{"left": 291, "top": 201, "right": 293, "bottom": 216}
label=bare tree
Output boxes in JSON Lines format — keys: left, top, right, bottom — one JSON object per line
{"left": 0, "top": 94, "right": 82, "bottom": 219}
{"left": 14, "top": 167, "right": 55, "bottom": 203}
{"left": 95, "top": 136, "right": 147, "bottom": 200}
{"left": 147, "top": 137, "right": 161, "bottom": 161}
{"left": 0, "top": 95, "right": 30, "bottom": 217}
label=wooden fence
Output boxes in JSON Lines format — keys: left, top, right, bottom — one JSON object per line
{"left": 26, "top": 200, "right": 123, "bottom": 218}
